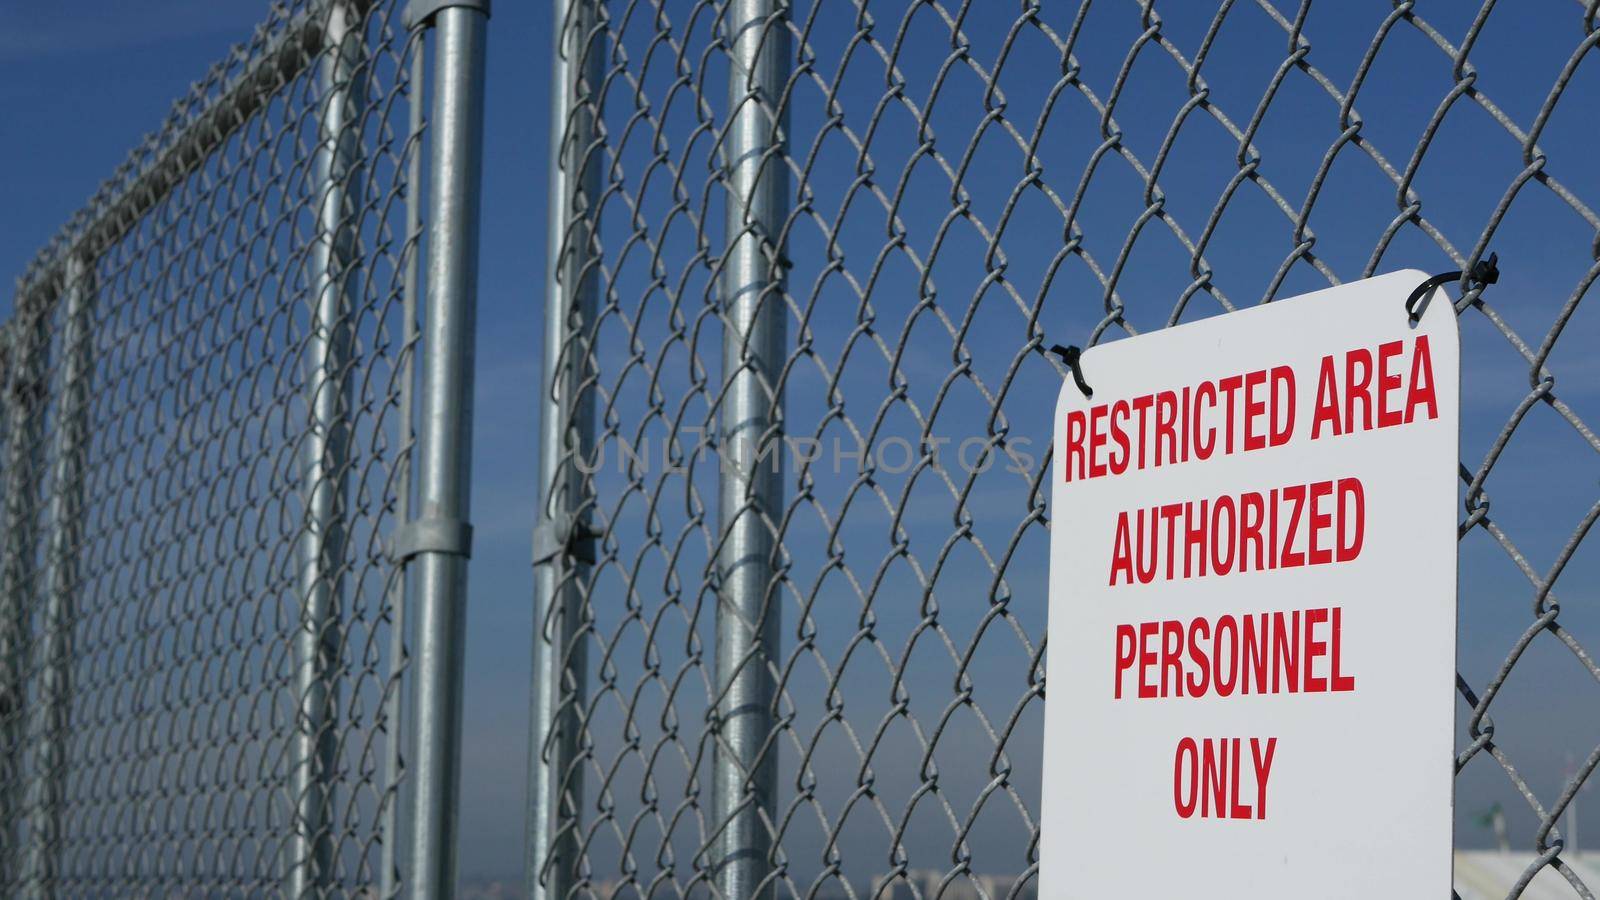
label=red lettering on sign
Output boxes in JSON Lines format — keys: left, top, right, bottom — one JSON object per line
{"left": 1215, "top": 615, "right": 1239, "bottom": 697}
{"left": 1304, "top": 607, "right": 1330, "bottom": 693}
{"left": 1345, "top": 347, "right": 1373, "bottom": 433}
{"left": 1174, "top": 737, "right": 1277, "bottom": 820}
{"left": 1183, "top": 500, "right": 1208, "bottom": 579}
{"left": 1312, "top": 355, "right": 1342, "bottom": 439}
{"left": 1336, "top": 477, "right": 1365, "bottom": 562}
{"left": 1155, "top": 391, "right": 1178, "bottom": 466}
{"left": 1132, "top": 395, "right": 1154, "bottom": 470}
{"left": 1064, "top": 410, "right": 1086, "bottom": 482}
{"left": 1109, "top": 399, "right": 1131, "bottom": 474}
{"left": 1160, "top": 502, "right": 1183, "bottom": 582}
{"left": 1111, "top": 607, "right": 1358, "bottom": 700}
{"left": 1135, "top": 509, "right": 1157, "bottom": 584}
{"left": 1186, "top": 617, "right": 1211, "bottom": 696}
{"left": 1270, "top": 366, "right": 1295, "bottom": 447}
{"left": 1307, "top": 479, "right": 1333, "bottom": 566}
{"left": 1202, "top": 738, "right": 1228, "bottom": 818}
{"left": 1218, "top": 375, "right": 1243, "bottom": 455}
{"left": 1242, "top": 614, "right": 1269, "bottom": 696}
{"left": 1210, "top": 496, "right": 1236, "bottom": 576}
{"left": 1089, "top": 404, "right": 1109, "bottom": 478}
{"left": 1162, "top": 620, "right": 1185, "bottom": 697}
{"left": 1193, "top": 381, "right": 1216, "bottom": 459}
{"left": 1243, "top": 369, "right": 1268, "bottom": 451}
{"left": 1109, "top": 513, "right": 1133, "bottom": 587}
{"left": 1174, "top": 737, "right": 1199, "bottom": 818}
{"left": 1253, "top": 738, "right": 1278, "bottom": 819}
{"left": 1377, "top": 340, "right": 1404, "bottom": 428}
{"left": 1306, "top": 337, "right": 1438, "bottom": 442}
{"left": 1280, "top": 484, "right": 1306, "bottom": 569}
{"left": 1106, "top": 479, "right": 1366, "bottom": 586}
{"left": 1114, "top": 624, "right": 1136, "bottom": 699}
{"left": 1332, "top": 607, "right": 1357, "bottom": 692}
{"left": 1272, "top": 610, "right": 1300, "bottom": 694}
{"left": 1240, "top": 492, "right": 1265, "bottom": 572}
{"left": 1406, "top": 335, "right": 1438, "bottom": 424}
{"left": 1061, "top": 338, "right": 1439, "bottom": 480}
{"left": 1138, "top": 621, "right": 1158, "bottom": 699}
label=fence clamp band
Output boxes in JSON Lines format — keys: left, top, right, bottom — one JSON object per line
{"left": 1048, "top": 344, "right": 1094, "bottom": 399}
{"left": 1405, "top": 252, "right": 1499, "bottom": 323}
{"left": 389, "top": 516, "right": 474, "bottom": 563}
{"left": 533, "top": 513, "right": 597, "bottom": 568}
{"left": 403, "top": 0, "right": 491, "bottom": 31}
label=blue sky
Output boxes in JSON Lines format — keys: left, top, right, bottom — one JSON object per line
{"left": 2, "top": 0, "right": 1598, "bottom": 891}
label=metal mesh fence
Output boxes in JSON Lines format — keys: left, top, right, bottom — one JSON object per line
{"left": 0, "top": 1, "right": 444, "bottom": 894}
{"left": 533, "top": 1, "right": 1600, "bottom": 898}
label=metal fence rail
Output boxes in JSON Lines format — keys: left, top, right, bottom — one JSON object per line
{"left": 0, "top": 0, "right": 487, "bottom": 896}
{"left": 532, "top": 1, "right": 1600, "bottom": 898}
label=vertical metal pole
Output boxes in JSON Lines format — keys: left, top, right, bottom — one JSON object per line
{"left": 28, "top": 256, "right": 94, "bottom": 897}
{"left": 406, "top": 6, "right": 487, "bottom": 898}
{"left": 1, "top": 308, "right": 46, "bottom": 893}
{"left": 715, "top": 2, "right": 788, "bottom": 897}
{"left": 0, "top": 332, "right": 7, "bottom": 890}
{"left": 0, "top": 329, "right": 8, "bottom": 890}
{"left": 0, "top": 322, "right": 29, "bottom": 891}
{"left": 527, "top": 1, "right": 601, "bottom": 898}
{"left": 291, "top": 3, "right": 364, "bottom": 894}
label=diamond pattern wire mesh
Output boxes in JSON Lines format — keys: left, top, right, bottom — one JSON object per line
{"left": 0, "top": 1, "right": 421, "bottom": 894}
{"left": 539, "top": 0, "right": 1600, "bottom": 897}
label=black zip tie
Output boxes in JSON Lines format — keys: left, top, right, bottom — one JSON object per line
{"left": 1048, "top": 344, "right": 1093, "bottom": 399}
{"left": 1405, "top": 252, "right": 1499, "bottom": 323}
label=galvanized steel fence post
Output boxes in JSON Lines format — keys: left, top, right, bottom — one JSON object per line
{"left": 528, "top": 0, "right": 601, "bottom": 897}
{"left": 291, "top": 3, "right": 365, "bottom": 892}
{"left": 404, "top": 3, "right": 489, "bottom": 897}
{"left": 0, "top": 325, "right": 12, "bottom": 886}
{"left": 0, "top": 327, "right": 10, "bottom": 884}
{"left": 28, "top": 257, "right": 94, "bottom": 899}
{"left": 0, "top": 312, "right": 43, "bottom": 891}
{"left": 715, "top": 2, "right": 789, "bottom": 897}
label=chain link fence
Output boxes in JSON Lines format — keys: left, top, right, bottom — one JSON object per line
{"left": 532, "top": 1, "right": 1600, "bottom": 898}
{"left": 0, "top": 0, "right": 488, "bottom": 896}
{"left": 2, "top": 0, "right": 1597, "bottom": 897}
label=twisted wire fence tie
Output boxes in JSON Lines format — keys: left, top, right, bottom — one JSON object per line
{"left": 1047, "top": 344, "right": 1093, "bottom": 399}
{"left": 1405, "top": 251, "right": 1501, "bottom": 323}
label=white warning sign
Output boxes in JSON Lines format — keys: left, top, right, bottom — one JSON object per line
{"left": 1040, "top": 271, "right": 1458, "bottom": 898}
